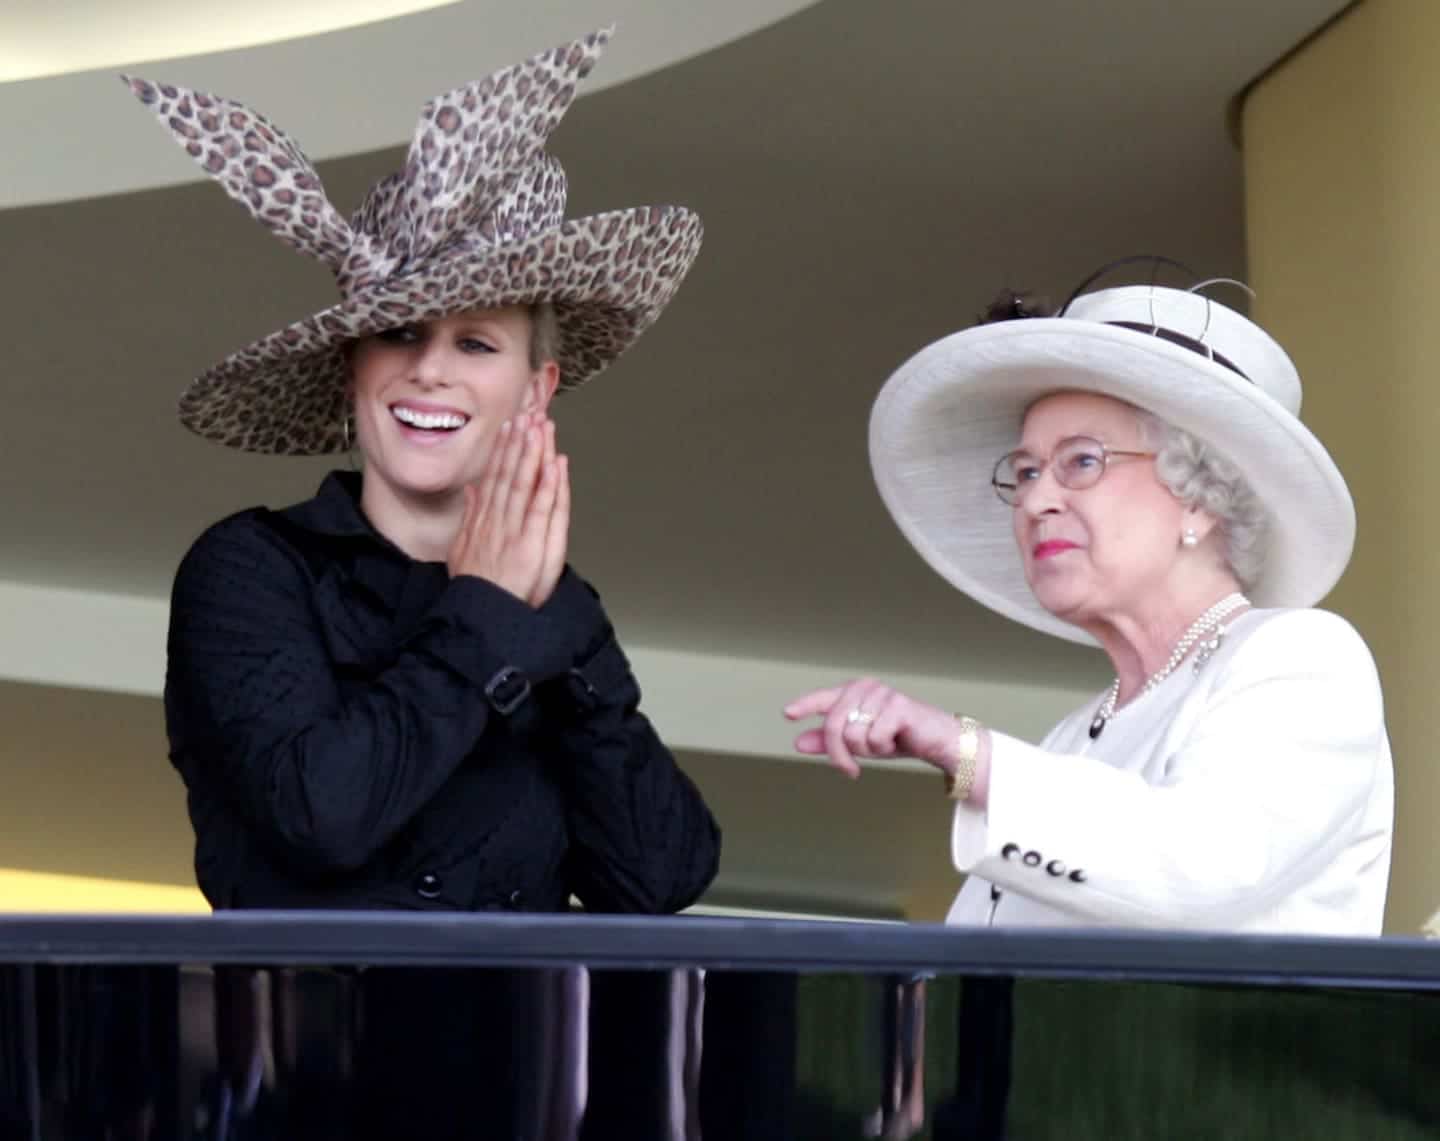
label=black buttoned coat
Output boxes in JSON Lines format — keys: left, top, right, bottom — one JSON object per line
{"left": 164, "top": 472, "right": 720, "bottom": 913}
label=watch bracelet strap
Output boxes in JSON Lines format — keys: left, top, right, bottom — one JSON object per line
{"left": 945, "top": 714, "right": 982, "bottom": 801}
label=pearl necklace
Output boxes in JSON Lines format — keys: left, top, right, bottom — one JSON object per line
{"left": 1088, "top": 592, "right": 1251, "bottom": 740}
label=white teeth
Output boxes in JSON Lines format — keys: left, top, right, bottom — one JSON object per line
{"left": 391, "top": 405, "right": 469, "bottom": 430}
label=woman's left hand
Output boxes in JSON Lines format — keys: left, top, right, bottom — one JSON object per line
{"left": 528, "top": 418, "right": 570, "bottom": 608}
{"left": 783, "top": 680, "right": 962, "bottom": 779}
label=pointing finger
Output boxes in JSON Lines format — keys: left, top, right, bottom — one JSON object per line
{"left": 783, "top": 688, "right": 843, "bottom": 720}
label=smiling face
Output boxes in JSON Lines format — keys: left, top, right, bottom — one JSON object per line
{"left": 349, "top": 306, "right": 559, "bottom": 501}
{"left": 1010, "top": 391, "right": 1195, "bottom": 627}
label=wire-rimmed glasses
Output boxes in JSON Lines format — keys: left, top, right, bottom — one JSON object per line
{"left": 991, "top": 436, "right": 1156, "bottom": 507}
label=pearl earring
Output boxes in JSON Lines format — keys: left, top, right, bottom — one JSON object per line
{"left": 1181, "top": 528, "right": 1199, "bottom": 548}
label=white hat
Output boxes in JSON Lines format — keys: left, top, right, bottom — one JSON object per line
{"left": 868, "top": 283, "right": 1355, "bottom": 645}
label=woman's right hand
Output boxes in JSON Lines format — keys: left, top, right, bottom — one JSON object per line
{"left": 784, "top": 679, "right": 992, "bottom": 805}
{"left": 447, "top": 411, "right": 565, "bottom": 605}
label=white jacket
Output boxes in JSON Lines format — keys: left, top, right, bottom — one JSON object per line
{"left": 945, "top": 608, "right": 1394, "bottom": 935}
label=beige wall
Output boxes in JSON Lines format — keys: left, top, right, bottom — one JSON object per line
{"left": 0, "top": 681, "right": 203, "bottom": 909}
{"left": 1243, "top": 0, "right": 1440, "bottom": 933}
{"left": 0, "top": 679, "right": 959, "bottom": 918}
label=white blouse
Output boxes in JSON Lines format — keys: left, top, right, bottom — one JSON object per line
{"left": 945, "top": 608, "right": 1394, "bottom": 935}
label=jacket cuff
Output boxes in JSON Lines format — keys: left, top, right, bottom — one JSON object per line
{"left": 952, "top": 730, "right": 1096, "bottom": 897}
{"left": 555, "top": 635, "right": 641, "bottom": 719}
{"left": 531, "top": 570, "right": 641, "bottom": 720}
{"left": 409, "top": 575, "right": 574, "bottom": 710}
{"left": 537, "top": 568, "right": 610, "bottom": 660}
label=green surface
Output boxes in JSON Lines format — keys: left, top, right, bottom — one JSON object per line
{"left": 792, "top": 975, "right": 1440, "bottom": 1139}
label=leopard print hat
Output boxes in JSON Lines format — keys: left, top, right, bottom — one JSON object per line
{"left": 123, "top": 28, "right": 703, "bottom": 454}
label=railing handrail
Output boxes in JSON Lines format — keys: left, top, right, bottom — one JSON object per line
{"left": 1, "top": 912, "right": 1438, "bottom": 989}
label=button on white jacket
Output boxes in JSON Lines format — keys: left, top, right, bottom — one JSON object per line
{"left": 945, "top": 609, "right": 1394, "bottom": 935}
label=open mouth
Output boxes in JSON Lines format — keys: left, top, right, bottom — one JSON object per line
{"left": 390, "top": 403, "right": 471, "bottom": 434}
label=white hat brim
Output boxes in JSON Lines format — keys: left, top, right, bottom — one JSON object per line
{"left": 868, "top": 319, "right": 1355, "bottom": 645}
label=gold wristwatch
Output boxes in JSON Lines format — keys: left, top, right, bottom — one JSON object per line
{"left": 944, "top": 715, "right": 982, "bottom": 801}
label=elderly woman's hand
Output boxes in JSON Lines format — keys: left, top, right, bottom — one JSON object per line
{"left": 447, "top": 411, "right": 569, "bottom": 607}
{"left": 783, "top": 680, "right": 969, "bottom": 780}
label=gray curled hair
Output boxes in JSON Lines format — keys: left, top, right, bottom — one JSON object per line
{"left": 1135, "top": 411, "right": 1269, "bottom": 591}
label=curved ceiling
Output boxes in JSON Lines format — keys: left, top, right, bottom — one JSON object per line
{"left": 0, "top": 0, "right": 823, "bottom": 208}
{"left": 4, "top": 0, "right": 458, "bottom": 83}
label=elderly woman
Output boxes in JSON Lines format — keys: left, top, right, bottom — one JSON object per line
{"left": 126, "top": 32, "right": 718, "bottom": 1140}
{"left": 787, "top": 268, "right": 1393, "bottom": 934}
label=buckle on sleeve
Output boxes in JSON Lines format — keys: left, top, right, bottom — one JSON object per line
{"left": 566, "top": 666, "right": 600, "bottom": 708}
{"left": 484, "top": 666, "right": 532, "bottom": 715}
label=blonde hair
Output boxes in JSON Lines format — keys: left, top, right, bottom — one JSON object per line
{"left": 528, "top": 301, "right": 560, "bottom": 370}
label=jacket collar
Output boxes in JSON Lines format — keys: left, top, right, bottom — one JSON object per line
{"left": 276, "top": 472, "right": 451, "bottom": 652}
{"left": 278, "top": 471, "right": 378, "bottom": 542}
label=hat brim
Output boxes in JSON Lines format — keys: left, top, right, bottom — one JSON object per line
{"left": 179, "top": 205, "right": 703, "bottom": 454}
{"left": 868, "top": 320, "right": 1355, "bottom": 646}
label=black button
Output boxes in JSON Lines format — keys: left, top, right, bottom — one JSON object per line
{"left": 414, "top": 873, "right": 443, "bottom": 900}
{"left": 1046, "top": 860, "right": 1067, "bottom": 877}
{"left": 1001, "top": 843, "right": 1020, "bottom": 860}
{"left": 506, "top": 889, "right": 525, "bottom": 910}
{"left": 484, "top": 666, "right": 532, "bottom": 715}
{"left": 1069, "top": 869, "right": 1087, "bottom": 884}
{"left": 1022, "top": 850, "right": 1042, "bottom": 867}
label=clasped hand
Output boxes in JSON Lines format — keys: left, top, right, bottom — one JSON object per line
{"left": 447, "top": 411, "right": 570, "bottom": 608}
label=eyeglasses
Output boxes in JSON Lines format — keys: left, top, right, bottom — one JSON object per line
{"left": 991, "top": 436, "right": 1155, "bottom": 506}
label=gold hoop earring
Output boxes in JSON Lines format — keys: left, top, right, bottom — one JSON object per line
{"left": 341, "top": 408, "right": 360, "bottom": 471}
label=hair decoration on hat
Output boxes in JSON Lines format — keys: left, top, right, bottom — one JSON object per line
{"left": 1187, "top": 277, "right": 1256, "bottom": 303}
{"left": 1183, "top": 277, "right": 1257, "bottom": 370}
{"left": 1053, "top": 255, "right": 1253, "bottom": 381}
{"left": 978, "top": 289, "right": 1054, "bottom": 325}
{"left": 1056, "top": 254, "right": 1200, "bottom": 317}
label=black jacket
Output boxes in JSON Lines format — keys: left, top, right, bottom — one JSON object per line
{"left": 164, "top": 472, "right": 720, "bottom": 913}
